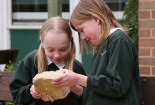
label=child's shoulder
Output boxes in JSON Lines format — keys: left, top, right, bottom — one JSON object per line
{"left": 73, "top": 59, "right": 86, "bottom": 74}
{"left": 23, "top": 50, "right": 38, "bottom": 61}
{"left": 73, "top": 59, "right": 83, "bottom": 67}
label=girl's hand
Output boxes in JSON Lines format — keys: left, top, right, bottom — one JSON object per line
{"left": 40, "top": 92, "right": 54, "bottom": 102}
{"left": 30, "top": 85, "right": 54, "bottom": 102}
{"left": 30, "top": 85, "right": 41, "bottom": 99}
{"left": 69, "top": 85, "right": 84, "bottom": 96}
{"left": 52, "top": 69, "right": 79, "bottom": 88}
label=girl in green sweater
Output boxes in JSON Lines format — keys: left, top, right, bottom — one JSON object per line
{"left": 10, "top": 16, "right": 86, "bottom": 105}
{"left": 52, "top": 0, "right": 140, "bottom": 105}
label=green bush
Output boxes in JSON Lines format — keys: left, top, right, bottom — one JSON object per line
{"left": 5, "top": 102, "right": 15, "bottom": 105}
{"left": 123, "top": 0, "right": 138, "bottom": 48}
{"left": 4, "top": 61, "right": 15, "bottom": 72}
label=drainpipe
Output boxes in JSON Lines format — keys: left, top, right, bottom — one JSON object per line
{"left": 48, "top": 0, "right": 62, "bottom": 18}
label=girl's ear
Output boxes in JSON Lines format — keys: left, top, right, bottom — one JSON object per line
{"left": 92, "top": 14, "right": 100, "bottom": 24}
{"left": 41, "top": 42, "right": 44, "bottom": 48}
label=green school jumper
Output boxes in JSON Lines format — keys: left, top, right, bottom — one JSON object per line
{"left": 10, "top": 51, "right": 86, "bottom": 105}
{"left": 83, "top": 29, "right": 140, "bottom": 105}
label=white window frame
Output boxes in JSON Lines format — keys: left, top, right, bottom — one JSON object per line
{"left": 10, "top": 1, "right": 70, "bottom": 29}
{"left": 0, "top": 0, "right": 11, "bottom": 49}
{"left": 69, "top": 0, "right": 82, "bottom": 62}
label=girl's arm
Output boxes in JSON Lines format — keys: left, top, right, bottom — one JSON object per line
{"left": 52, "top": 69, "right": 88, "bottom": 89}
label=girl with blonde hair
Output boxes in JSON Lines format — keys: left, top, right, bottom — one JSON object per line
{"left": 53, "top": 1, "right": 140, "bottom": 105}
{"left": 10, "top": 16, "right": 86, "bottom": 105}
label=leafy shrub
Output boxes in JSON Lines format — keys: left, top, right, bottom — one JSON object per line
{"left": 123, "top": 0, "right": 138, "bottom": 48}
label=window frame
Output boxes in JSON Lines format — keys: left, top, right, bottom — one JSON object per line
{"left": 12, "top": 0, "right": 70, "bottom": 28}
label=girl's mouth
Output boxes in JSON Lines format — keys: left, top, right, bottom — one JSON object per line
{"left": 53, "top": 59, "right": 62, "bottom": 64}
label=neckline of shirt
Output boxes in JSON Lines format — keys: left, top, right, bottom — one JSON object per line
{"left": 46, "top": 57, "right": 65, "bottom": 69}
{"left": 109, "top": 27, "right": 122, "bottom": 35}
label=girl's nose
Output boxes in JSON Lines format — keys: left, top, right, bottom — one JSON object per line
{"left": 54, "top": 52, "right": 60, "bottom": 58}
{"left": 81, "top": 34, "right": 86, "bottom": 40}
{"left": 80, "top": 33, "right": 89, "bottom": 41}
{"left": 82, "top": 35, "right": 90, "bottom": 41}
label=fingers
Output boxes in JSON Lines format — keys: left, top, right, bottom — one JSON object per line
{"left": 60, "top": 69, "right": 73, "bottom": 74}
{"left": 33, "top": 94, "right": 41, "bottom": 99}
{"left": 52, "top": 78, "right": 66, "bottom": 87}
{"left": 53, "top": 76, "right": 63, "bottom": 83}
{"left": 52, "top": 70, "right": 77, "bottom": 87}
{"left": 30, "top": 85, "right": 41, "bottom": 99}
{"left": 47, "top": 95, "right": 55, "bottom": 102}
{"left": 30, "top": 85, "right": 55, "bottom": 102}
{"left": 40, "top": 93, "right": 54, "bottom": 102}
{"left": 41, "top": 93, "right": 49, "bottom": 102}
{"left": 52, "top": 76, "right": 64, "bottom": 86}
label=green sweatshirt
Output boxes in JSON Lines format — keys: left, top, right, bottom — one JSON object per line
{"left": 83, "top": 29, "right": 140, "bottom": 105}
{"left": 10, "top": 51, "right": 86, "bottom": 105}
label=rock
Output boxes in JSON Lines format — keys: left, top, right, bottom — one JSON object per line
{"left": 33, "top": 70, "right": 70, "bottom": 100}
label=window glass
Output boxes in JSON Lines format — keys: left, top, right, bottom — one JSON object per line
{"left": 12, "top": 0, "right": 69, "bottom": 25}
{"left": 105, "top": 0, "right": 128, "bottom": 21}
{"left": 12, "top": 0, "right": 127, "bottom": 25}
{"left": 105, "top": 0, "right": 127, "bottom": 11}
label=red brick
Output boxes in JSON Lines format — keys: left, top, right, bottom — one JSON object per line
{"left": 139, "top": 20, "right": 155, "bottom": 29}
{"left": 152, "top": 48, "right": 155, "bottom": 56}
{"left": 139, "top": 0, "right": 155, "bottom": 77}
{"left": 140, "top": 67, "right": 151, "bottom": 75}
{"left": 152, "top": 11, "right": 155, "bottom": 18}
{"left": 139, "top": 58, "right": 155, "bottom": 66}
{"left": 152, "top": 29, "right": 155, "bottom": 37}
{"left": 152, "top": 67, "right": 155, "bottom": 75}
{"left": 150, "top": 20, "right": 155, "bottom": 28}
{"left": 139, "top": 48, "right": 150, "bottom": 56}
{"left": 139, "top": 39, "right": 155, "bottom": 47}
{"left": 139, "top": 29, "right": 150, "bottom": 37}
{"left": 139, "top": 1, "right": 155, "bottom": 10}
{"left": 139, "top": 11, "right": 150, "bottom": 19}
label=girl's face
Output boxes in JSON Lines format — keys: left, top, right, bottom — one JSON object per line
{"left": 73, "top": 18, "right": 101, "bottom": 45}
{"left": 42, "top": 31, "right": 70, "bottom": 64}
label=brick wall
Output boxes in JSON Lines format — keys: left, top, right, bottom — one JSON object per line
{"left": 139, "top": 0, "right": 155, "bottom": 75}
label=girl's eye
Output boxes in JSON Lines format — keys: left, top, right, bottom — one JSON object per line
{"left": 78, "top": 29, "right": 83, "bottom": 33}
{"left": 60, "top": 48, "right": 67, "bottom": 52}
{"left": 45, "top": 48, "right": 53, "bottom": 52}
{"left": 47, "top": 50, "right": 53, "bottom": 52}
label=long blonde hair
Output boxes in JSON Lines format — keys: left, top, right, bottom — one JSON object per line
{"left": 70, "top": 0, "right": 123, "bottom": 52}
{"left": 36, "top": 17, "right": 75, "bottom": 73}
